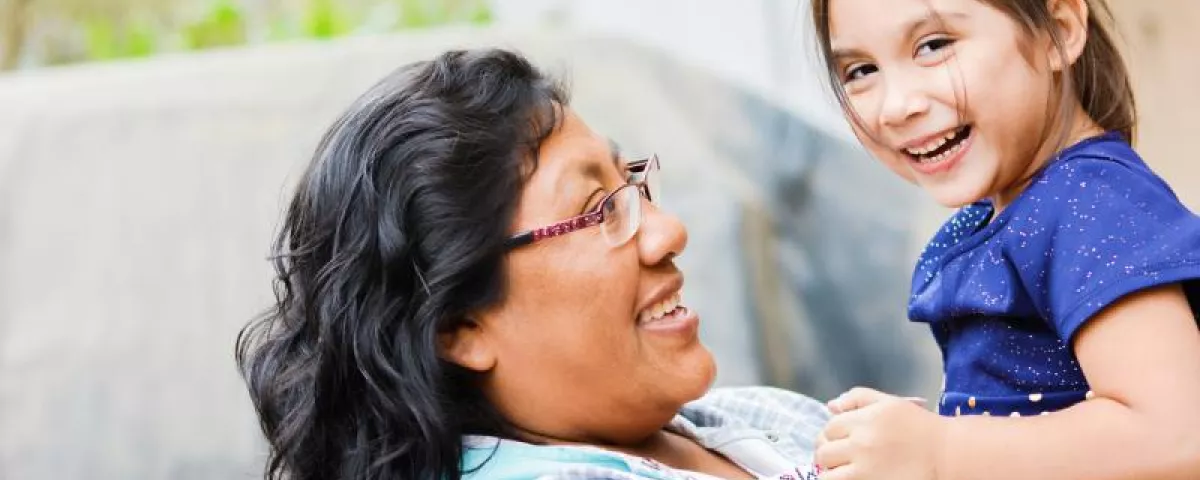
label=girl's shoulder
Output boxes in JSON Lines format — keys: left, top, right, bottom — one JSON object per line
{"left": 989, "top": 131, "right": 1186, "bottom": 237}
{"left": 911, "top": 132, "right": 1200, "bottom": 336}
{"left": 1033, "top": 131, "right": 1175, "bottom": 203}
{"left": 959, "top": 132, "right": 1200, "bottom": 339}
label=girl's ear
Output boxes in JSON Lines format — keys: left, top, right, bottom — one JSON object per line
{"left": 1046, "top": 0, "right": 1091, "bottom": 72}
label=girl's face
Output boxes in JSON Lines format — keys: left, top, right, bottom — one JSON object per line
{"left": 829, "top": 0, "right": 1083, "bottom": 208}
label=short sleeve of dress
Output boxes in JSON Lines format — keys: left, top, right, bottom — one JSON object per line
{"left": 1030, "top": 154, "right": 1200, "bottom": 342}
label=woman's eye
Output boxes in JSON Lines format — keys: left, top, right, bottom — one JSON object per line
{"left": 581, "top": 189, "right": 606, "bottom": 214}
{"left": 916, "top": 37, "right": 955, "bottom": 57}
{"left": 843, "top": 63, "right": 878, "bottom": 83}
{"left": 599, "top": 194, "right": 618, "bottom": 219}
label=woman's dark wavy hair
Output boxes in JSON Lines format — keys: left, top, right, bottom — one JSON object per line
{"left": 236, "top": 48, "right": 568, "bottom": 480}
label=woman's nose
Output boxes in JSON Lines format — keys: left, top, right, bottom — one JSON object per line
{"left": 637, "top": 200, "right": 688, "bottom": 265}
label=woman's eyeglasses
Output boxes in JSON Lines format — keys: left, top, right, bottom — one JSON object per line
{"left": 505, "top": 154, "right": 661, "bottom": 250}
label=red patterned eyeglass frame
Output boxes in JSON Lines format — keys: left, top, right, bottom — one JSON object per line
{"left": 504, "top": 155, "right": 659, "bottom": 250}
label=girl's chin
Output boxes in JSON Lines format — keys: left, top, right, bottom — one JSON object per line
{"left": 922, "top": 183, "right": 991, "bottom": 209}
{"left": 911, "top": 165, "right": 986, "bottom": 207}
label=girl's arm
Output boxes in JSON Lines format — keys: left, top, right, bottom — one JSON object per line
{"left": 937, "top": 283, "right": 1200, "bottom": 479}
{"left": 817, "top": 284, "right": 1200, "bottom": 480}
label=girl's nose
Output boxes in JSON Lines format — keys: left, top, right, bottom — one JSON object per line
{"left": 880, "top": 74, "right": 932, "bottom": 128}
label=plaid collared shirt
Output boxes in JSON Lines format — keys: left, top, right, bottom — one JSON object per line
{"left": 461, "top": 386, "right": 830, "bottom": 480}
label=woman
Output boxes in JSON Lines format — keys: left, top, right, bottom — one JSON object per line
{"left": 236, "top": 48, "right": 827, "bottom": 480}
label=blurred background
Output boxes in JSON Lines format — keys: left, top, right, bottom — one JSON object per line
{"left": 0, "top": 0, "right": 1196, "bottom": 478}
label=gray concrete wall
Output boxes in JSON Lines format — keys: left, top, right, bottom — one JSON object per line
{"left": 0, "top": 30, "right": 936, "bottom": 479}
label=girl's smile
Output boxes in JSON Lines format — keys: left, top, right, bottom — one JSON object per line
{"left": 900, "top": 124, "right": 973, "bottom": 175}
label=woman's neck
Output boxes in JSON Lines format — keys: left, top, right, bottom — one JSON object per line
{"left": 614, "top": 430, "right": 754, "bottom": 479}
{"left": 522, "top": 427, "right": 754, "bottom": 479}
{"left": 517, "top": 424, "right": 681, "bottom": 458}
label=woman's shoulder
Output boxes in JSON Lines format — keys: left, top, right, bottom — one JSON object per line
{"left": 686, "top": 386, "right": 830, "bottom": 419}
{"left": 679, "top": 386, "right": 830, "bottom": 447}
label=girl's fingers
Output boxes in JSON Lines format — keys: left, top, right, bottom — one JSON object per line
{"left": 827, "top": 387, "right": 891, "bottom": 413}
{"left": 816, "top": 463, "right": 861, "bottom": 480}
{"left": 819, "top": 413, "right": 852, "bottom": 444}
{"left": 814, "top": 437, "right": 854, "bottom": 472}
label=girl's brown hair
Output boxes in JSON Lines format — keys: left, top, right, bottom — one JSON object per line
{"left": 811, "top": 0, "right": 1137, "bottom": 144}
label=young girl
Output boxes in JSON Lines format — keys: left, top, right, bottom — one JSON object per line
{"left": 808, "top": 0, "right": 1200, "bottom": 478}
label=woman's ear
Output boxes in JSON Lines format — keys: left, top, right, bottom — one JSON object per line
{"left": 1046, "top": 0, "right": 1091, "bottom": 72}
{"left": 438, "top": 318, "right": 497, "bottom": 372}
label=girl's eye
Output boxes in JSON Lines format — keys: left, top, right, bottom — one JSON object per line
{"left": 916, "top": 37, "right": 955, "bottom": 57}
{"left": 843, "top": 63, "right": 878, "bottom": 83}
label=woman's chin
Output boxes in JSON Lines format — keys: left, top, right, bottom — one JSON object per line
{"left": 678, "top": 346, "right": 718, "bottom": 400}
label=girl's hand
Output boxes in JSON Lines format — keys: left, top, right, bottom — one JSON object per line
{"left": 816, "top": 388, "right": 946, "bottom": 480}
{"left": 826, "top": 387, "right": 926, "bottom": 414}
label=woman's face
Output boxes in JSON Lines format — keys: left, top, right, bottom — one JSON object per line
{"left": 443, "top": 108, "right": 715, "bottom": 445}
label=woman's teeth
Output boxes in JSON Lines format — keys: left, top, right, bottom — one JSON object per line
{"left": 639, "top": 292, "right": 683, "bottom": 324}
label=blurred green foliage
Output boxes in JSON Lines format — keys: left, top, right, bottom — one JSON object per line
{"left": 181, "top": 0, "right": 248, "bottom": 50}
{"left": 301, "top": 0, "right": 352, "bottom": 39}
{"left": 398, "top": 0, "right": 492, "bottom": 28}
{"left": 2, "top": 0, "right": 494, "bottom": 69}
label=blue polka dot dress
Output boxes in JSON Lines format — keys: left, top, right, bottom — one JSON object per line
{"left": 910, "top": 132, "right": 1200, "bottom": 417}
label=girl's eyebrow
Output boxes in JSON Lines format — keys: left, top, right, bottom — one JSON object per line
{"left": 898, "top": 10, "right": 968, "bottom": 41}
{"left": 830, "top": 10, "right": 968, "bottom": 61}
{"left": 830, "top": 46, "right": 866, "bottom": 64}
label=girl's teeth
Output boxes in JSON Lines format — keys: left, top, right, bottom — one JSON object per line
{"left": 921, "top": 140, "right": 965, "bottom": 164}
{"left": 908, "top": 128, "right": 963, "bottom": 156}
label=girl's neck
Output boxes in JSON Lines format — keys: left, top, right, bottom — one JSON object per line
{"left": 990, "top": 107, "right": 1106, "bottom": 213}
